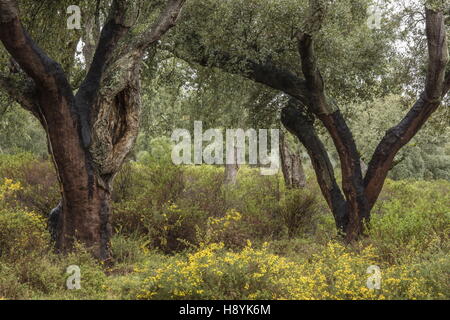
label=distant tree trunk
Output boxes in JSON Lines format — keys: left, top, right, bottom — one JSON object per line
{"left": 0, "top": 0, "right": 186, "bottom": 259}
{"left": 280, "top": 131, "right": 306, "bottom": 188}
{"left": 224, "top": 146, "right": 240, "bottom": 185}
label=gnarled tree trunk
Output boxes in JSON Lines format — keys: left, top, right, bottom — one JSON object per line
{"left": 0, "top": 0, "right": 186, "bottom": 259}
{"left": 48, "top": 78, "right": 141, "bottom": 260}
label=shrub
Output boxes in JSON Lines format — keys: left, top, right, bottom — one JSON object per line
{"left": 0, "top": 245, "right": 108, "bottom": 300}
{"left": 0, "top": 154, "right": 59, "bottom": 215}
{"left": 279, "top": 189, "right": 320, "bottom": 238}
{"left": 110, "top": 233, "right": 152, "bottom": 271}
{"left": 112, "top": 140, "right": 185, "bottom": 239}
{"left": 137, "top": 240, "right": 449, "bottom": 300}
{"left": 0, "top": 207, "right": 49, "bottom": 260}
{"left": 223, "top": 167, "right": 284, "bottom": 241}
{"left": 196, "top": 209, "right": 249, "bottom": 249}
{"left": 381, "top": 252, "right": 450, "bottom": 300}
{"left": 136, "top": 242, "right": 319, "bottom": 300}
{"left": 369, "top": 179, "right": 450, "bottom": 263}
{"left": 0, "top": 177, "right": 22, "bottom": 206}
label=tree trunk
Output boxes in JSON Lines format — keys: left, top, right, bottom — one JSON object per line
{"left": 224, "top": 146, "right": 240, "bottom": 185}
{"left": 281, "top": 105, "right": 348, "bottom": 232}
{"left": 44, "top": 80, "right": 140, "bottom": 260}
{"left": 55, "top": 177, "right": 113, "bottom": 260}
{"left": 280, "top": 131, "right": 306, "bottom": 188}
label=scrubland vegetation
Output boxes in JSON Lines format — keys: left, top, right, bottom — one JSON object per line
{"left": 0, "top": 150, "right": 448, "bottom": 300}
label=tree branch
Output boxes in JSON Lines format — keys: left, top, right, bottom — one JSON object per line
{"left": 99, "top": 0, "right": 187, "bottom": 96}
{"left": 82, "top": 0, "right": 102, "bottom": 70}
{"left": 0, "top": 0, "right": 68, "bottom": 92}
{"left": 76, "top": 0, "right": 137, "bottom": 115}
{"left": 364, "top": 8, "right": 449, "bottom": 209}
{"left": 171, "top": 41, "right": 310, "bottom": 107}
{"left": 134, "top": 0, "right": 186, "bottom": 51}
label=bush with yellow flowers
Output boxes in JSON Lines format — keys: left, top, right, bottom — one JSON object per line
{"left": 0, "top": 178, "right": 22, "bottom": 204}
{"left": 0, "top": 207, "right": 49, "bottom": 260}
{"left": 135, "top": 240, "right": 449, "bottom": 300}
{"left": 0, "top": 154, "right": 59, "bottom": 215}
{"left": 136, "top": 241, "right": 316, "bottom": 300}
{"left": 136, "top": 241, "right": 376, "bottom": 300}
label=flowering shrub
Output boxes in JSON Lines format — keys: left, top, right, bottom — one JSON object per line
{"left": 136, "top": 240, "right": 449, "bottom": 300}
{"left": 136, "top": 242, "right": 320, "bottom": 300}
{"left": 0, "top": 207, "right": 49, "bottom": 259}
{"left": 0, "top": 178, "right": 22, "bottom": 204}
{"left": 0, "top": 154, "right": 59, "bottom": 215}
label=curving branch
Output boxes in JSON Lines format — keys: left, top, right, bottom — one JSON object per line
{"left": 98, "top": 0, "right": 187, "bottom": 99}
{"left": 79, "top": 1, "right": 186, "bottom": 175}
{"left": 76, "top": 0, "right": 137, "bottom": 125}
{"left": 364, "top": 8, "right": 449, "bottom": 210}
{"left": 133, "top": 0, "right": 186, "bottom": 51}
{"left": 82, "top": 0, "right": 102, "bottom": 70}
{"left": 171, "top": 40, "right": 310, "bottom": 107}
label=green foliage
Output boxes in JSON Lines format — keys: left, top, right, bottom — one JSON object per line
{"left": 369, "top": 179, "right": 450, "bottom": 263}
{"left": 0, "top": 176, "right": 49, "bottom": 260}
{"left": 0, "top": 247, "right": 108, "bottom": 300}
{"left": 173, "top": 0, "right": 399, "bottom": 106}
